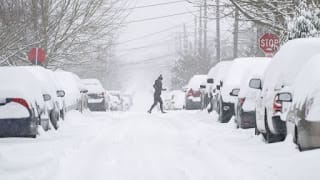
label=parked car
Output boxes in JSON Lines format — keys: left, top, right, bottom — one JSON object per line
{"left": 206, "top": 61, "right": 232, "bottom": 113}
{"left": 122, "top": 94, "right": 133, "bottom": 111}
{"left": 0, "top": 67, "right": 49, "bottom": 137}
{"left": 109, "top": 91, "right": 123, "bottom": 111}
{"left": 234, "top": 59, "right": 270, "bottom": 129}
{"left": 82, "top": 79, "right": 107, "bottom": 111}
{"left": 185, "top": 75, "right": 207, "bottom": 110}
{"left": 20, "top": 66, "right": 64, "bottom": 130}
{"left": 250, "top": 38, "right": 320, "bottom": 143}
{"left": 163, "top": 90, "right": 185, "bottom": 110}
{"left": 217, "top": 58, "right": 257, "bottom": 123}
{"left": 55, "top": 70, "right": 88, "bottom": 113}
{"left": 109, "top": 95, "right": 122, "bottom": 111}
{"left": 281, "top": 54, "right": 320, "bottom": 151}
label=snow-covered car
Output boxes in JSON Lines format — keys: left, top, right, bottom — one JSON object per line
{"left": 234, "top": 59, "right": 270, "bottom": 129}
{"left": 109, "top": 94, "right": 121, "bottom": 111}
{"left": 282, "top": 54, "right": 320, "bottom": 151}
{"left": 82, "top": 79, "right": 107, "bottom": 111}
{"left": 55, "top": 70, "right": 88, "bottom": 113}
{"left": 0, "top": 67, "right": 49, "bottom": 137}
{"left": 19, "top": 66, "right": 65, "bottom": 130}
{"left": 251, "top": 38, "right": 320, "bottom": 143}
{"left": 217, "top": 58, "right": 258, "bottom": 123}
{"left": 166, "top": 90, "right": 185, "bottom": 110}
{"left": 109, "top": 91, "right": 124, "bottom": 111}
{"left": 185, "top": 75, "right": 207, "bottom": 110}
{"left": 121, "top": 94, "right": 133, "bottom": 111}
{"left": 206, "top": 61, "right": 232, "bottom": 113}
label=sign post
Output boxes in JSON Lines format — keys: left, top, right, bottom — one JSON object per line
{"left": 28, "top": 48, "right": 46, "bottom": 65}
{"left": 259, "top": 33, "right": 280, "bottom": 57}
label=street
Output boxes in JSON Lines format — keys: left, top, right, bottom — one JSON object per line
{"left": 0, "top": 110, "right": 319, "bottom": 180}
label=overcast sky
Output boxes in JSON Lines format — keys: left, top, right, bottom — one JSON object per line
{"left": 114, "top": 0, "right": 233, "bottom": 94}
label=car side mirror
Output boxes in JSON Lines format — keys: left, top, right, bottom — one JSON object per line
{"left": 229, "top": 88, "right": 240, "bottom": 97}
{"left": 277, "top": 92, "right": 292, "bottom": 102}
{"left": 200, "top": 85, "right": 206, "bottom": 89}
{"left": 80, "top": 89, "right": 88, "bottom": 93}
{"left": 57, "top": 90, "right": 65, "bottom": 97}
{"left": 216, "top": 85, "right": 221, "bottom": 90}
{"left": 249, "top": 78, "right": 262, "bottom": 90}
{"left": 43, "top": 94, "right": 51, "bottom": 101}
{"left": 207, "top": 78, "right": 214, "bottom": 84}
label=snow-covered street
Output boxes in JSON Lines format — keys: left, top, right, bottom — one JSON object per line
{"left": 1, "top": 110, "right": 320, "bottom": 180}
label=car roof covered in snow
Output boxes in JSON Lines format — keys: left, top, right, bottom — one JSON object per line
{"left": 263, "top": 38, "right": 320, "bottom": 90}
{"left": 207, "top": 61, "right": 232, "bottom": 79}
{"left": 15, "top": 66, "right": 62, "bottom": 101}
{"left": 292, "top": 54, "right": 320, "bottom": 108}
{"left": 238, "top": 59, "right": 271, "bottom": 97}
{"left": 0, "top": 67, "right": 45, "bottom": 107}
{"left": 187, "top": 75, "right": 207, "bottom": 90}
{"left": 81, "top": 79, "right": 105, "bottom": 93}
{"left": 221, "top": 57, "right": 269, "bottom": 102}
{"left": 54, "top": 70, "right": 82, "bottom": 106}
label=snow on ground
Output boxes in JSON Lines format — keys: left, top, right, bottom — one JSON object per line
{"left": 0, "top": 110, "right": 320, "bottom": 180}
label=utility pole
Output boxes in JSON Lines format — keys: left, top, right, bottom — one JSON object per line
{"left": 194, "top": 16, "right": 198, "bottom": 51}
{"left": 203, "top": 0, "right": 208, "bottom": 61}
{"left": 183, "top": 23, "right": 188, "bottom": 54}
{"left": 233, "top": 8, "right": 239, "bottom": 59}
{"left": 199, "top": 4, "right": 203, "bottom": 57}
{"left": 216, "top": 0, "right": 221, "bottom": 62}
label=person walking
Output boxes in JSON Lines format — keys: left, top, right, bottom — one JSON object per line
{"left": 148, "top": 74, "right": 166, "bottom": 113}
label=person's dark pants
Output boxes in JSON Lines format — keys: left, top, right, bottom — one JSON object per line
{"left": 149, "top": 94, "right": 164, "bottom": 112}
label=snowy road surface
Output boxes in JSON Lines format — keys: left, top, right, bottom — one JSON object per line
{"left": 0, "top": 110, "right": 320, "bottom": 180}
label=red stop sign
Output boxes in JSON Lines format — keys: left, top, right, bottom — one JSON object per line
{"left": 259, "top": 33, "right": 280, "bottom": 56}
{"left": 28, "top": 48, "right": 46, "bottom": 64}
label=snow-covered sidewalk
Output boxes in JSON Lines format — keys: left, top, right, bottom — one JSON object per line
{"left": 0, "top": 110, "right": 320, "bottom": 180}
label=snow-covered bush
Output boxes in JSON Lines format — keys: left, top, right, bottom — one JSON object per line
{"left": 287, "top": 1, "right": 320, "bottom": 39}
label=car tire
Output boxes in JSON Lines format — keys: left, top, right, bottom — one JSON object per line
{"left": 254, "top": 120, "right": 260, "bottom": 135}
{"left": 294, "top": 126, "right": 303, "bottom": 151}
{"left": 50, "top": 111, "right": 59, "bottom": 130}
{"left": 263, "top": 109, "right": 285, "bottom": 143}
{"left": 237, "top": 108, "right": 243, "bottom": 129}
{"left": 60, "top": 110, "right": 65, "bottom": 120}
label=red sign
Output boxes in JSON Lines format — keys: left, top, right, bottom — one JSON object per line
{"left": 28, "top": 48, "right": 46, "bottom": 64}
{"left": 259, "top": 33, "right": 280, "bottom": 56}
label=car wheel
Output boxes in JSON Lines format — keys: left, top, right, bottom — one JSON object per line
{"left": 237, "top": 109, "right": 242, "bottom": 129}
{"left": 50, "top": 111, "right": 59, "bottom": 130}
{"left": 263, "top": 110, "right": 285, "bottom": 143}
{"left": 254, "top": 120, "right": 260, "bottom": 135}
{"left": 218, "top": 100, "right": 223, "bottom": 123}
{"left": 60, "top": 110, "right": 65, "bottom": 120}
{"left": 294, "top": 126, "right": 303, "bottom": 151}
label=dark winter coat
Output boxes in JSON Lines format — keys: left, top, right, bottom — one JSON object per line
{"left": 153, "top": 78, "right": 163, "bottom": 96}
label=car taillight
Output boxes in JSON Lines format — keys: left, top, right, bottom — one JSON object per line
{"left": 273, "top": 96, "right": 282, "bottom": 113}
{"left": 239, "top": 98, "right": 246, "bottom": 105}
{"left": 10, "top": 98, "right": 29, "bottom": 109}
{"left": 187, "top": 89, "right": 193, "bottom": 97}
{"left": 99, "top": 92, "right": 105, "bottom": 97}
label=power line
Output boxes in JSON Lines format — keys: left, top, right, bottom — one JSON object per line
{"left": 118, "top": 39, "right": 174, "bottom": 53}
{"left": 115, "top": 24, "right": 183, "bottom": 45}
{"left": 121, "top": 0, "right": 186, "bottom": 10}
{"left": 119, "top": 53, "right": 177, "bottom": 66}
{"left": 123, "top": 11, "right": 195, "bottom": 24}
